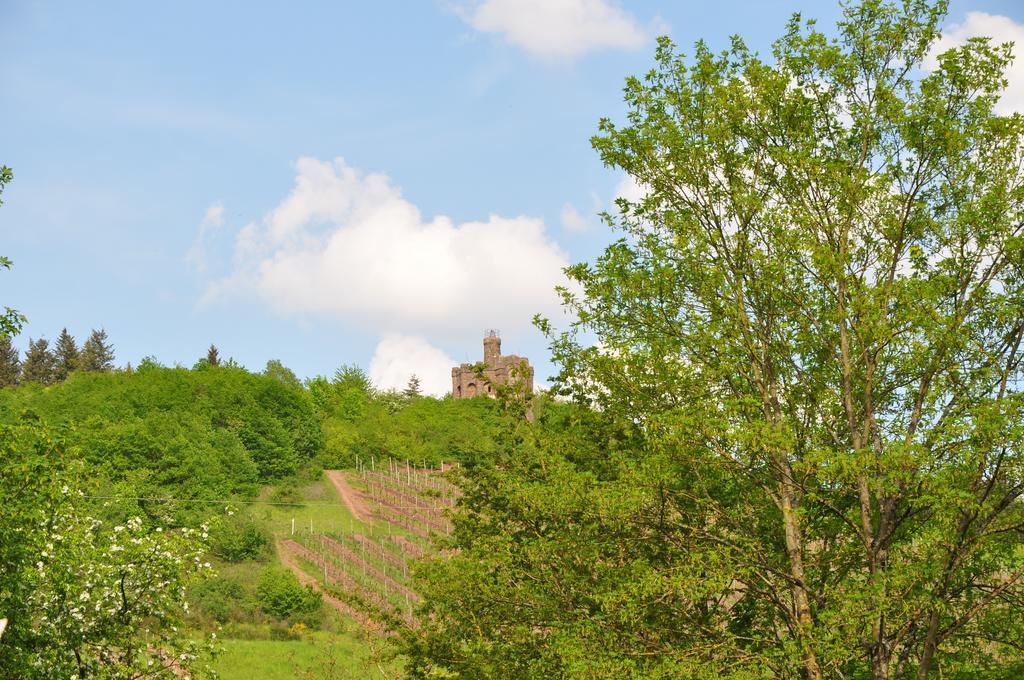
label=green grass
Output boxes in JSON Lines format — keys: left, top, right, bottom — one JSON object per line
{"left": 256, "top": 477, "right": 360, "bottom": 539}
{"left": 212, "top": 632, "right": 393, "bottom": 679}
{"left": 250, "top": 472, "right": 422, "bottom": 545}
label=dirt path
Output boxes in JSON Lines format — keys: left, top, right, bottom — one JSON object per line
{"left": 275, "top": 540, "right": 386, "bottom": 635}
{"left": 325, "top": 469, "right": 373, "bottom": 523}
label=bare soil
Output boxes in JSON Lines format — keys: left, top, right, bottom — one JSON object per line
{"left": 324, "top": 470, "right": 373, "bottom": 523}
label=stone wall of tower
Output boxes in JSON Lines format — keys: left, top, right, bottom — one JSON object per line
{"left": 483, "top": 334, "right": 501, "bottom": 364}
{"left": 452, "top": 333, "right": 534, "bottom": 399}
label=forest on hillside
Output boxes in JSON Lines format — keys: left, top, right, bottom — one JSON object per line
{"left": 6, "top": 0, "right": 1024, "bottom": 678}
{"left": 0, "top": 326, "right": 515, "bottom": 676}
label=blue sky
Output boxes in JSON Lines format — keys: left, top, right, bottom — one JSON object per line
{"left": 3, "top": 0, "right": 1024, "bottom": 394}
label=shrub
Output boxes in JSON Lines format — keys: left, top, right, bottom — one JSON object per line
{"left": 269, "top": 483, "right": 303, "bottom": 506}
{"left": 210, "top": 513, "right": 269, "bottom": 562}
{"left": 256, "top": 567, "right": 321, "bottom": 620}
{"left": 190, "top": 575, "right": 252, "bottom": 623}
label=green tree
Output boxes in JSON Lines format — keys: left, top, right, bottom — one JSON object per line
{"left": 0, "top": 334, "right": 20, "bottom": 386}
{"left": 1, "top": 165, "right": 26, "bottom": 339}
{"left": 403, "top": 374, "right": 423, "bottom": 399}
{"left": 207, "top": 343, "right": 220, "bottom": 367}
{"left": 412, "top": 2, "right": 1024, "bottom": 678}
{"left": 20, "top": 337, "right": 54, "bottom": 384}
{"left": 334, "top": 363, "right": 373, "bottom": 393}
{"left": 78, "top": 328, "right": 114, "bottom": 372}
{"left": 264, "top": 358, "right": 301, "bottom": 388}
{"left": 332, "top": 364, "right": 374, "bottom": 421}
{"left": 52, "top": 327, "right": 78, "bottom": 381}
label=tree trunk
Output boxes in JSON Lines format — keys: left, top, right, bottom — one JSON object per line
{"left": 917, "top": 611, "right": 941, "bottom": 679}
{"left": 779, "top": 472, "right": 823, "bottom": 680}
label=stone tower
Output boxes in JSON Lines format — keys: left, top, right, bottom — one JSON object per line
{"left": 483, "top": 332, "right": 501, "bottom": 364}
{"left": 452, "top": 330, "right": 534, "bottom": 399}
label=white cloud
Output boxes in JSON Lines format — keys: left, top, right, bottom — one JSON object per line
{"left": 613, "top": 174, "right": 648, "bottom": 204}
{"left": 369, "top": 334, "right": 456, "bottom": 396}
{"left": 462, "top": 0, "right": 650, "bottom": 61}
{"left": 204, "top": 157, "right": 570, "bottom": 341}
{"left": 560, "top": 201, "right": 588, "bottom": 232}
{"left": 186, "top": 201, "right": 225, "bottom": 273}
{"left": 928, "top": 12, "right": 1024, "bottom": 114}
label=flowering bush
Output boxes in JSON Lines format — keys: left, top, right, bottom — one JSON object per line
{"left": 1, "top": 422, "right": 219, "bottom": 678}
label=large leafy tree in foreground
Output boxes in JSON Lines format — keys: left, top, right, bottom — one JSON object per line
{"left": 412, "top": 1, "right": 1024, "bottom": 678}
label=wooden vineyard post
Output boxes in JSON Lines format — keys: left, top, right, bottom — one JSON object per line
{"left": 321, "top": 535, "right": 328, "bottom": 585}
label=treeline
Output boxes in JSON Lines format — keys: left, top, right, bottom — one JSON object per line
{"left": 309, "top": 364, "right": 506, "bottom": 469}
{"left": 0, "top": 349, "right": 509, "bottom": 522}
{"left": 0, "top": 327, "right": 115, "bottom": 385}
{"left": 0, "top": 354, "right": 323, "bottom": 524}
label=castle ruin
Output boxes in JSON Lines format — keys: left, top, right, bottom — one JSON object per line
{"left": 451, "top": 331, "right": 533, "bottom": 399}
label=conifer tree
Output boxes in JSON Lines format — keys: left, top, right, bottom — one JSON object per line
{"left": 79, "top": 329, "right": 115, "bottom": 372}
{"left": 53, "top": 327, "right": 78, "bottom": 381}
{"left": 21, "top": 338, "right": 54, "bottom": 384}
{"left": 403, "top": 374, "right": 422, "bottom": 399}
{"left": 0, "top": 335, "right": 20, "bottom": 386}
{"left": 206, "top": 344, "right": 220, "bottom": 367}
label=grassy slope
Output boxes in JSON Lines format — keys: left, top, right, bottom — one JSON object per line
{"left": 212, "top": 632, "right": 390, "bottom": 679}
{"left": 202, "top": 474, "right": 405, "bottom": 678}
